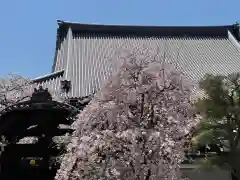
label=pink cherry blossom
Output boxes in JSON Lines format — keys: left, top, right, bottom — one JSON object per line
{"left": 56, "top": 52, "right": 198, "bottom": 180}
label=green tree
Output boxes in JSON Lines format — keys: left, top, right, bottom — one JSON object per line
{"left": 193, "top": 73, "right": 240, "bottom": 180}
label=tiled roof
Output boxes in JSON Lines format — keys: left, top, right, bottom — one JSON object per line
{"left": 32, "top": 69, "right": 64, "bottom": 84}
{"left": 46, "top": 21, "right": 240, "bottom": 98}
{"left": 30, "top": 70, "right": 64, "bottom": 98}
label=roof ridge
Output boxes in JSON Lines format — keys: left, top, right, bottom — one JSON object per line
{"left": 57, "top": 20, "right": 233, "bottom": 28}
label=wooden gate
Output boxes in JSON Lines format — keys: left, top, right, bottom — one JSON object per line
{"left": 0, "top": 87, "right": 78, "bottom": 180}
{"left": 0, "top": 144, "right": 49, "bottom": 180}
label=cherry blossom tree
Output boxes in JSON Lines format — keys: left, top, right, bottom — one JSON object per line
{"left": 0, "top": 73, "right": 33, "bottom": 153}
{"left": 0, "top": 73, "right": 66, "bottom": 111}
{"left": 0, "top": 73, "right": 32, "bottom": 111}
{"left": 55, "top": 52, "right": 199, "bottom": 180}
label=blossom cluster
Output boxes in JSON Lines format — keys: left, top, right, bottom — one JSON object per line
{"left": 56, "top": 53, "right": 198, "bottom": 180}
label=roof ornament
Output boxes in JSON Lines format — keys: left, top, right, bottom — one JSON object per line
{"left": 57, "top": 20, "right": 64, "bottom": 25}
{"left": 31, "top": 86, "right": 52, "bottom": 102}
{"left": 61, "top": 80, "right": 71, "bottom": 93}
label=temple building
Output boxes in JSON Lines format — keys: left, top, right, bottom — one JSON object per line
{"left": 33, "top": 20, "right": 240, "bottom": 180}
{"left": 3, "top": 20, "right": 240, "bottom": 180}
{"left": 34, "top": 20, "right": 240, "bottom": 103}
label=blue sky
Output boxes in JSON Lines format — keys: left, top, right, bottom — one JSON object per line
{"left": 0, "top": 0, "right": 239, "bottom": 77}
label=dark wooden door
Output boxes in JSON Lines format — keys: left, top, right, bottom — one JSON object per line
{"left": 0, "top": 144, "right": 49, "bottom": 180}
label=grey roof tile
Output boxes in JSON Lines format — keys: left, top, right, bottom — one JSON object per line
{"left": 48, "top": 21, "right": 240, "bottom": 98}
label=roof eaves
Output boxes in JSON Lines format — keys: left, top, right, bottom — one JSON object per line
{"left": 32, "top": 69, "right": 64, "bottom": 83}
{"left": 57, "top": 20, "right": 232, "bottom": 29}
